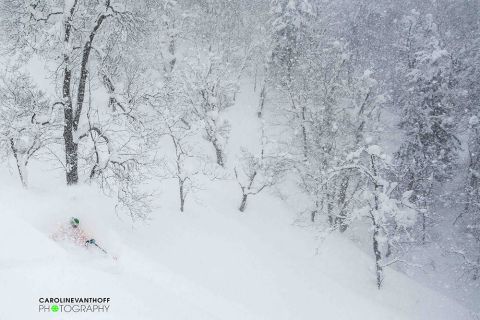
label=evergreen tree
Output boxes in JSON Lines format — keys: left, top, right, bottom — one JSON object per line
{"left": 395, "top": 13, "right": 460, "bottom": 242}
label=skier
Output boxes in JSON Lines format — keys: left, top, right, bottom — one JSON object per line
{"left": 51, "top": 217, "right": 116, "bottom": 258}
{"left": 51, "top": 217, "right": 91, "bottom": 246}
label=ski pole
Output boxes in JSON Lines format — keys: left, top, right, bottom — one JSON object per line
{"left": 86, "top": 239, "right": 107, "bottom": 254}
{"left": 94, "top": 243, "right": 108, "bottom": 254}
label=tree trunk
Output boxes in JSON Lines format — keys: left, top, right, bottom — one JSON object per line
{"left": 372, "top": 222, "right": 383, "bottom": 289}
{"left": 337, "top": 175, "right": 350, "bottom": 232}
{"left": 421, "top": 195, "right": 429, "bottom": 244}
{"left": 63, "top": 99, "right": 79, "bottom": 185}
{"left": 327, "top": 191, "right": 335, "bottom": 227}
{"left": 301, "top": 105, "right": 308, "bottom": 159}
{"left": 253, "top": 66, "right": 257, "bottom": 93}
{"left": 62, "top": 13, "right": 78, "bottom": 185}
{"left": 62, "top": 10, "right": 107, "bottom": 186}
{"left": 421, "top": 211, "right": 426, "bottom": 244}
{"left": 212, "top": 139, "right": 224, "bottom": 167}
{"left": 473, "top": 256, "right": 480, "bottom": 281}
{"left": 179, "top": 178, "right": 185, "bottom": 212}
{"left": 239, "top": 193, "right": 248, "bottom": 212}
{"left": 385, "top": 241, "right": 392, "bottom": 258}
{"left": 370, "top": 155, "right": 383, "bottom": 289}
{"left": 10, "top": 139, "right": 27, "bottom": 188}
{"left": 311, "top": 200, "right": 321, "bottom": 222}
{"left": 257, "top": 80, "right": 267, "bottom": 118}
{"left": 168, "top": 37, "right": 176, "bottom": 72}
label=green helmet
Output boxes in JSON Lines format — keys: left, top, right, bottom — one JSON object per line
{"left": 70, "top": 217, "right": 80, "bottom": 228}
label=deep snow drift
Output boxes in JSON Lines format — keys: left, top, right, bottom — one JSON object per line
{"left": 0, "top": 171, "right": 474, "bottom": 320}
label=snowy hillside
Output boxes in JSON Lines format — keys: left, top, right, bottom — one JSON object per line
{"left": 0, "top": 173, "right": 473, "bottom": 320}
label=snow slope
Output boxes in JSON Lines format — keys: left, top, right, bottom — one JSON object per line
{"left": 0, "top": 76, "right": 476, "bottom": 320}
{"left": 0, "top": 171, "right": 474, "bottom": 320}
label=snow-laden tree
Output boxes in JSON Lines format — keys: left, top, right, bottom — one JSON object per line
{"left": 268, "top": 0, "right": 317, "bottom": 159}
{"left": 394, "top": 12, "right": 460, "bottom": 243}
{"left": 0, "top": 68, "right": 57, "bottom": 188}
{"left": 0, "top": 0, "right": 162, "bottom": 186}
{"left": 456, "top": 116, "right": 480, "bottom": 280}
{"left": 234, "top": 149, "right": 284, "bottom": 212}
{"left": 175, "top": 0, "right": 255, "bottom": 167}
{"left": 156, "top": 0, "right": 178, "bottom": 74}
{"left": 181, "top": 54, "right": 239, "bottom": 167}
{"left": 292, "top": 39, "right": 386, "bottom": 231}
{"left": 270, "top": 0, "right": 316, "bottom": 76}
{"left": 147, "top": 69, "right": 204, "bottom": 213}
{"left": 453, "top": 11, "right": 480, "bottom": 282}
{"left": 234, "top": 124, "right": 287, "bottom": 212}
{"left": 0, "top": 0, "right": 167, "bottom": 219}
{"left": 331, "top": 146, "right": 417, "bottom": 288}
{"left": 84, "top": 60, "right": 155, "bottom": 220}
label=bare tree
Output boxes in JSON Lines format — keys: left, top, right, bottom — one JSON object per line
{"left": 329, "top": 146, "right": 417, "bottom": 288}
{"left": 1, "top": 0, "right": 157, "bottom": 185}
{"left": 0, "top": 68, "right": 57, "bottom": 187}
{"left": 147, "top": 67, "right": 204, "bottom": 213}
{"left": 183, "top": 54, "right": 238, "bottom": 167}
{"left": 234, "top": 125, "right": 287, "bottom": 212}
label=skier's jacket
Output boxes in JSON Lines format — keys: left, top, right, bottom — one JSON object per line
{"left": 51, "top": 223, "right": 90, "bottom": 246}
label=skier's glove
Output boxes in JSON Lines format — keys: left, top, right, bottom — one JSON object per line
{"left": 86, "top": 239, "right": 96, "bottom": 245}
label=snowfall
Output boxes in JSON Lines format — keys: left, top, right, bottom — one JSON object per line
{"left": 0, "top": 81, "right": 477, "bottom": 320}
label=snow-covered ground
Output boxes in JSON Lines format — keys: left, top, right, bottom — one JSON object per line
{"left": 0, "top": 170, "right": 474, "bottom": 320}
{"left": 0, "top": 73, "right": 477, "bottom": 320}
